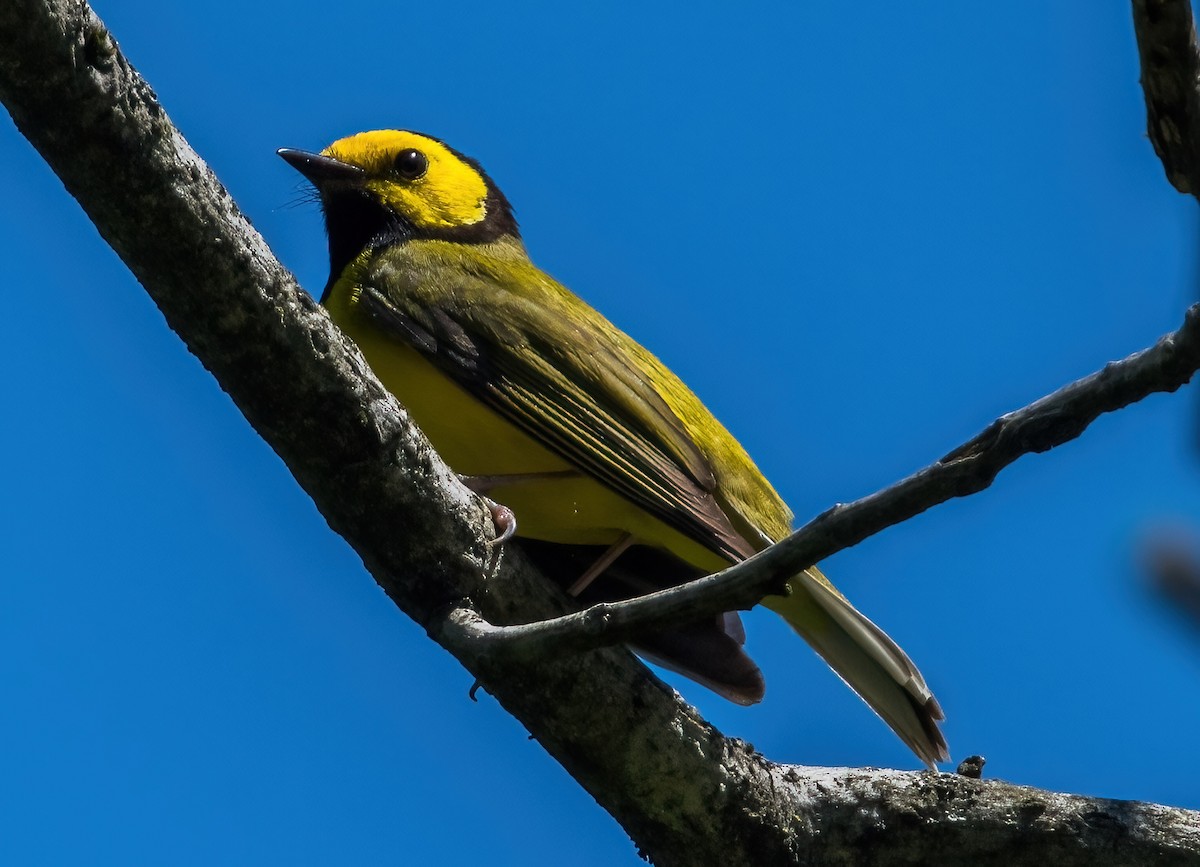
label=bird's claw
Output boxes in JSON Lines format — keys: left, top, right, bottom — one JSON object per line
{"left": 484, "top": 499, "right": 516, "bottom": 548}
{"left": 457, "top": 475, "right": 517, "bottom": 547}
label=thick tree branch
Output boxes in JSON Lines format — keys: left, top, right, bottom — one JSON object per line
{"left": 441, "top": 305, "right": 1200, "bottom": 660}
{"left": 4, "top": 1, "right": 1200, "bottom": 864}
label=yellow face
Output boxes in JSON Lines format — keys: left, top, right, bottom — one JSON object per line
{"left": 322, "top": 130, "right": 490, "bottom": 232}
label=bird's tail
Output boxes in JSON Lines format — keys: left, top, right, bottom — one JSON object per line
{"left": 763, "top": 567, "right": 948, "bottom": 768}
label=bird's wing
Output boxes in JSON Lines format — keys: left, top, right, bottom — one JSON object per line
{"left": 354, "top": 250, "right": 756, "bottom": 563}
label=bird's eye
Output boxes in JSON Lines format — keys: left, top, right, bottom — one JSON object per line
{"left": 394, "top": 148, "right": 428, "bottom": 180}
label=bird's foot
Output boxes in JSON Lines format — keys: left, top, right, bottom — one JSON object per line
{"left": 483, "top": 498, "right": 517, "bottom": 548}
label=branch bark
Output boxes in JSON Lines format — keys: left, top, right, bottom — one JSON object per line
{"left": 3, "top": 1, "right": 1200, "bottom": 864}
{"left": 1133, "top": 0, "right": 1200, "bottom": 197}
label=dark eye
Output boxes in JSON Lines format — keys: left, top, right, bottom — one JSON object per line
{"left": 394, "top": 148, "right": 428, "bottom": 180}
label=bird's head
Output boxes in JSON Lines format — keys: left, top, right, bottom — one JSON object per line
{"left": 279, "top": 130, "right": 518, "bottom": 277}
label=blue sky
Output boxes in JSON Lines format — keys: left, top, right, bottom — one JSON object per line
{"left": 3, "top": 2, "right": 1198, "bottom": 864}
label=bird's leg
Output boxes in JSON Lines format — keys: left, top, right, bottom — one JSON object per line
{"left": 458, "top": 471, "right": 580, "bottom": 548}
{"left": 567, "top": 533, "right": 634, "bottom": 597}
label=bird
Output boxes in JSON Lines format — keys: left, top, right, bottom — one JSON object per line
{"left": 279, "top": 130, "right": 948, "bottom": 768}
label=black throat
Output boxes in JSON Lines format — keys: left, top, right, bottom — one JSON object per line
{"left": 318, "top": 189, "right": 410, "bottom": 303}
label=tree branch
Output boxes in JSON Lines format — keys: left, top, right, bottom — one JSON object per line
{"left": 4, "top": 0, "right": 1200, "bottom": 864}
{"left": 441, "top": 304, "right": 1200, "bottom": 660}
{"left": 1133, "top": 0, "right": 1200, "bottom": 197}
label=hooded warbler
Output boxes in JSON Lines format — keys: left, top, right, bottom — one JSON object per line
{"left": 279, "top": 130, "right": 948, "bottom": 767}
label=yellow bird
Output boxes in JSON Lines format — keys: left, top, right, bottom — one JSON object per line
{"left": 279, "top": 130, "right": 948, "bottom": 767}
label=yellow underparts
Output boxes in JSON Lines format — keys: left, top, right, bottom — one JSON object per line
{"left": 326, "top": 281, "right": 730, "bottom": 574}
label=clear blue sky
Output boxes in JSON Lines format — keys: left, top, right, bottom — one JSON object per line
{"left": 3, "top": 2, "right": 1198, "bottom": 864}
